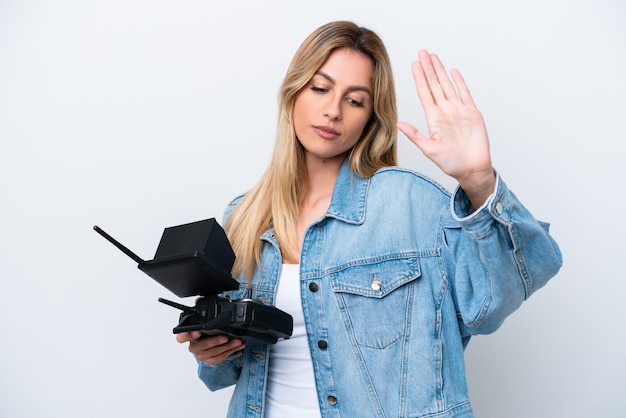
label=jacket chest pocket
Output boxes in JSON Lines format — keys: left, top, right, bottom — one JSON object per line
{"left": 330, "top": 256, "right": 421, "bottom": 349}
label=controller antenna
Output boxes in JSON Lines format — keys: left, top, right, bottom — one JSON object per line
{"left": 157, "top": 297, "right": 196, "bottom": 314}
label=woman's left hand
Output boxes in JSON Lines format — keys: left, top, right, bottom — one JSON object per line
{"left": 397, "top": 49, "right": 495, "bottom": 208}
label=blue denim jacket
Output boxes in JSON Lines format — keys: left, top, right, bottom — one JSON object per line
{"left": 196, "top": 159, "right": 562, "bottom": 418}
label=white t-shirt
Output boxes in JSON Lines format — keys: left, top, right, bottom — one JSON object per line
{"left": 264, "top": 263, "right": 322, "bottom": 417}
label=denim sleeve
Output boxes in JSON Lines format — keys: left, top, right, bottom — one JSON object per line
{"left": 441, "top": 171, "right": 562, "bottom": 335}
{"left": 197, "top": 352, "right": 243, "bottom": 391}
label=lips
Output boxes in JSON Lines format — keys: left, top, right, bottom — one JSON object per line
{"left": 313, "top": 125, "right": 340, "bottom": 140}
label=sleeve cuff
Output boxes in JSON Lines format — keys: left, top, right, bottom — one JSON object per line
{"left": 451, "top": 170, "right": 511, "bottom": 238}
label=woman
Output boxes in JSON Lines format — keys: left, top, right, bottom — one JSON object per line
{"left": 177, "top": 21, "right": 562, "bottom": 418}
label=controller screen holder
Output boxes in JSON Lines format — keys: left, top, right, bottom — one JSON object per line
{"left": 93, "top": 218, "right": 239, "bottom": 298}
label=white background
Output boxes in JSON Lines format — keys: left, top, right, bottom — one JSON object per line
{"left": 1, "top": 1, "right": 624, "bottom": 417}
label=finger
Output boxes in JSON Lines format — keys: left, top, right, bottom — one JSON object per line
{"left": 417, "top": 49, "right": 446, "bottom": 104}
{"left": 202, "top": 347, "right": 243, "bottom": 365}
{"left": 175, "top": 331, "right": 202, "bottom": 343}
{"left": 431, "top": 53, "right": 458, "bottom": 101}
{"left": 411, "top": 60, "right": 434, "bottom": 109}
{"left": 450, "top": 68, "right": 475, "bottom": 106}
{"left": 189, "top": 334, "right": 229, "bottom": 351}
{"left": 198, "top": 339, "right": 245, "bottom": 365}
{"left": 397, "top": 122, "right": 428, "bottom": 148}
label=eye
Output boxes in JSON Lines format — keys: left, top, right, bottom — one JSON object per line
{"left": 310, "top": 85, "right": 327, "bottom": 94}
{"left": 347, "top": 97, "right": 365, "bottom": 108}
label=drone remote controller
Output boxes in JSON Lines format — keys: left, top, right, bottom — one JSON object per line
{"left": 93, "top": 219, "right": 293, "bottom": 344}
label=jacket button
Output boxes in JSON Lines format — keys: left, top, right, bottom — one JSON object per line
{"left": 326, "top": 395, "right": 338, "bottom": 406}
{"left": 309, "top": 282, "right": 318, "bottom": 292}
{"left": 495, "top": 201, "right": 503, "bottom": 215}
{"left": 495, "top": 195, "right": 504, "bottom": 215}
{"left": 317, "top": 340, "right": 328, "bottom": 350}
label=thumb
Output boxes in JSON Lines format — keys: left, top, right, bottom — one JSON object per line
{"left": 397, "top": 122, "right": 428, "bottom": 150}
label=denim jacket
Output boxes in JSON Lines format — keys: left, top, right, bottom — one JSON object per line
{"left": 196, "top": 159, "right": 562, "bottom": 418}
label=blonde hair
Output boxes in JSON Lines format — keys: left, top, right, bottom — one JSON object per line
{"left": 225, "top": 21, "right": 398, "bottom": 281}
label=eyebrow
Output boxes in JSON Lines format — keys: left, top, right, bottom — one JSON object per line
{"left": 315, "top": 70, "right": 373, "bottom": 96}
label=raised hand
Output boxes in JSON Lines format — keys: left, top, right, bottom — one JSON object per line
{"left": 397, "top": 49, "right": 495, "bottom": 208}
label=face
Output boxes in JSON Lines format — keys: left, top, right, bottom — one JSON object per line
{"left": 293, "top": 47, "right": 374, "bottom": 166}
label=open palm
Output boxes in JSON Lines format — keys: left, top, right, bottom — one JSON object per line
{"left": 398, "top": 49, "right": 495, "bottom": 206}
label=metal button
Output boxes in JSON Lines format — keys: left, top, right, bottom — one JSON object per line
{"left": 317, "top": 340, "right": 328, "bottom": 350}
{"left": 371, "top": 274, "right": 382, "bottom": 291}
{"left": 326, "top": 395, "right": 338, "bottom": 406}
{"left": 309, "top": 282, "right": 319, "bottom": 292}
{"left": 495, "top": 195, "right": 504, "bottom": 215}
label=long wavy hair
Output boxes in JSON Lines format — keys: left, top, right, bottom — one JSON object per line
{"left": 224, "top": 21, "right": 398, "bottom": 281}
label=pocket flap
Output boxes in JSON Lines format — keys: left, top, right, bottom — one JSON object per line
{"left": 330, "top": 256, "right": 421, "bottom": 298}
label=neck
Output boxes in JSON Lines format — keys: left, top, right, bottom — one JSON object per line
{"left": 304, "top": 153, "right": 345, "bottom": 203}
{"left": 286, "top": 152, "right": 345, "bottom": 263}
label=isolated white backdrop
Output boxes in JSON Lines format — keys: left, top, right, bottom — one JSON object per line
{"left": 1, "top": 1, "right": 624, "bottom": 417}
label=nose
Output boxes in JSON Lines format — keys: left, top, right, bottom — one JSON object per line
{"left": 323, "top": 96, "right": 342, "bottom": 121}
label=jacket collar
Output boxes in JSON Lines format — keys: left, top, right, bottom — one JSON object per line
{"left": 325, "top": 156, "right": 369, "bottom": 225}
